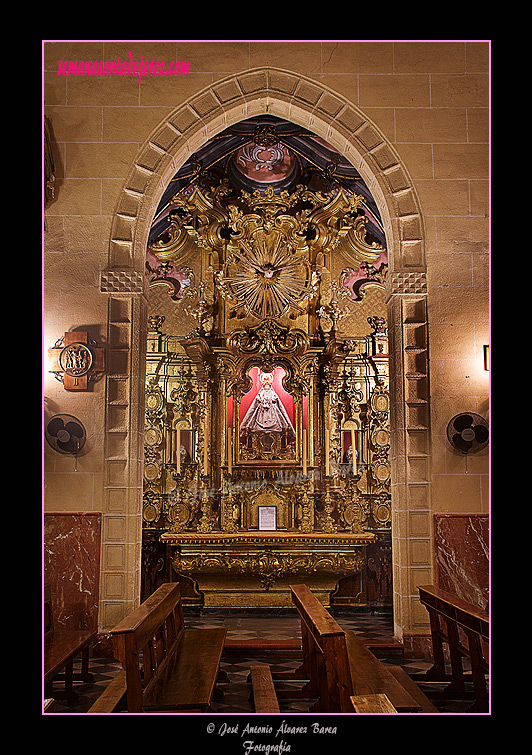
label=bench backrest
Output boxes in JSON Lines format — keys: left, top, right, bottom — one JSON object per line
{"left": 110, "top": 582, "right": 184, "bottom": 712}
{"left": 290, "top": 584, "right": 353, "bottom": 711}
{"left": 418, "top": 585, "right": 489, "bottom": 639}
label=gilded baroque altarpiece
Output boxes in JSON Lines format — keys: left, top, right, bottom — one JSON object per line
{"left": 141, "top": 122, "right": 392, "bottom": 608}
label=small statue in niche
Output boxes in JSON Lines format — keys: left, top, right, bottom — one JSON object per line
{"left": 179, "top": 444, "right": 191, "bottom": 466}
{"left": 343, "top": 445, "right": 358, "bottom": 465}
{"left": 240, "top": 370, "right": 295, "bottom": 442}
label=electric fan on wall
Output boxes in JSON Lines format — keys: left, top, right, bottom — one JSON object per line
{"left": 446, "top": 413, "right": 489, "bottom": 455}
{"left": 45, "top": 414, "right": 86, "bottom": 457}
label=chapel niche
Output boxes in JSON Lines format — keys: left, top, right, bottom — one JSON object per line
{"left": 141, "top": 116, "right": 392, "bottom": 609}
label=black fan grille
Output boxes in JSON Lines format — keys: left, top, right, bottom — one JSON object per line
{"left": 447, "top": 413, "right": 488, "bottom": 454}
{"left": 46, "top": 414, "right": 86, "bottom": 454}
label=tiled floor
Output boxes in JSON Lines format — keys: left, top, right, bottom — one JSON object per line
{"left": 46, "top": 610, "right": 480, "bottom": 715}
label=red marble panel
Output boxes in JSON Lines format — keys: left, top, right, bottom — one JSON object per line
{"left": 43, "top": 513, "right": 101, "bottom": 631}
{"left": 434, "top": 514, "right": 489, "bottom": 610}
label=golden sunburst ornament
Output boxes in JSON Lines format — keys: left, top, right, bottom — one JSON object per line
{"left": 221, "top": 236, "right": 312, "bottom": 319}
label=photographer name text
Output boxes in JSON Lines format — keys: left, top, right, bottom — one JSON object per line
{"left": 207, "top": 720, "right": 339, "bottom": 754}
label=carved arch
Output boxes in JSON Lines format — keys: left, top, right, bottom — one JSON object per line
{"left": 103, "top": 67, "right": 425, "bottom": 290}
{"left": 100, "top": 67, "right": 430, "bottom": 638}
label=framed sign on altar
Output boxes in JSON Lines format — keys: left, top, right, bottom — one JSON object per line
{"left": 258, "top": 506, "right": 277, "bottom": 531}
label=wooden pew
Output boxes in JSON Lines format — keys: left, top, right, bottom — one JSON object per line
{"left": 250, "top": 665, "right": 280, "bottom": 713}
{"left": 387, "top": 665, "right": 439, "bottom": 713}
{"left": 418, "top": 585, "right": 489, "bottom": 712}
{"left": 94, "top": 582, "right": 226, "bottom": 713}
{"left": 88, "top": 670, "right": 127, "bottom": 713}
{"left": 344, "top": 628, "right": 426, "bottom": 712}
{"left": 44, "top": 584, "right": 97, "bottom": 705}
{"left": 288, "top": 584, "right": 436, "bottom": 713}
{"left": 350, "top": 694, "right": 397, "bottom": 713}
{"left": 289, "top": 583, "right": 354, "bottom": 712}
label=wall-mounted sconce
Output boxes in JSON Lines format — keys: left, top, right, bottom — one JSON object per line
{"left": 483, "top": 344, "right": 489, "bottom": 372}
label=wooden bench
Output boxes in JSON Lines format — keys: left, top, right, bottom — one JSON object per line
{"left": 418, "top": 584, "right": 489, "bottom": 712}
{"left": 92, "top": 582, "right": 226, "bottom": 713}
{"left": 286, "top": 584, "right": 437, "bottom": 713}
{"left": 44, "top": 584, "right": 97, "bottom": 705}
{"left": 250, "top": 665, "right": 280, "bottom": 713}
{"left": 350, "top": 694, "right": 397, "bottom": 713}
{"left": 88, "top": 670, "right": 127, "bottom": 713}
{"left": 288, "top": 583, "right": 354, "bottom": 711}
{"left": 386, "top": 664, "right": 439, "bottom": 713}
{"left": 344, "top": 626, "right": 433, "bottom": 712}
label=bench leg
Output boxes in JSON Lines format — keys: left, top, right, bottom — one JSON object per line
{"left": 79, "top": 645, "right": 94, "bottom": 683}
{"left": 465, "top": 630, "right": 489, "bottom": 712}
{"left": 424, "top": 608, "right": 448, "bottom": 680}
{"left": 444, "top": 619, "right": 466, "bottom": 693}
{"left": 57, "top": 660, "right": 80, "bottom": 705}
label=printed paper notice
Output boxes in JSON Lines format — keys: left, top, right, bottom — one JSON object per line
{"left": 258, "top": 506, "right": 276, "bottom": 531}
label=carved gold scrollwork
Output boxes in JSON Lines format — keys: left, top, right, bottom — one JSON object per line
{"left": 171, "top": 549, "right": 364, "bottom": 591}
{"left": 143, "top": 490, "right": 163, "bottom": 525}
{"left": 298, "top": 487, "right": 315, "bottom": 533}
{"left": 229, "top": 319, "right": 308, "bottom": 356}
{"left": 367, "top": 381, "right": 391, "bottom": 491}
{"left": 166, "top": 500, "right": 190, "bottom": 530}
{"left": 316, "top": 280, "right": 351, "bottom": 332}
{"left": 145, "top": 382, "right": 165, "bottom": 415}
{"left": 371, "top": 495, "right": 391, "bottom": 527}
{"left": 149, "top": 185, "right": 228, "bottom": 261}
{"left": 196, "top": 488, "right": 217, "bottom": 533}
{"left": 220, "top": 489, "right": 240, "bottom": 533}
{"left": 240, "top": 429, "right": 295, "bottom": 462}
{"left": 144, "top": 382, "right": 165, "bottom": 485}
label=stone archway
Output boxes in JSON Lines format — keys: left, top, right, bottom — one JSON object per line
{"left": 99, "top": 68, "right": 432, "bottom": 646}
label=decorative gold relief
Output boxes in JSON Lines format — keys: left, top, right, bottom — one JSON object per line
{"left": 371, "top": 460, "right": 391, "bottom": 484}
{"left": 316, "top": 280, "right": 351, "bottom": 332}
{"left": 372, "top": 428, "right": 390, "bottom": 448}
{"left": 144, "top": 153, "right": 392, "bottom": 606}
{"left": 240, "top": 430, "right": 295, "bottom": 462}
{"left": 219, "top": 239, "right": 312, "bottom": 320}
{"left": 143, "top": 490, "right": 162, "bottom": 525}
{"left": 371, "top": 386, "right": 390, "bottom": 414}
{"left": 172, "top": 549, "right": 364, "bottom": 591}
{"left": 372, "top": 496, "right": 391, "bottom": 527}
{"left": 230, "top": 319, "right": 307, "bottom": 357}
{"left": 145, "top": 427, "right": 163, "bottom": 447}
{"left": 166, "top": 500, "right": 190, "bottom": 530}
{"left": 245, "top": 484, "right": 290, "bottom": 530}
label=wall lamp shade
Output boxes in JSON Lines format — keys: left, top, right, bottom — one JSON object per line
{"left": 484, "top": 344, "right": 489, "bottom": 371}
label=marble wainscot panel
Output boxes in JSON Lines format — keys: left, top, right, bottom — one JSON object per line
{"left": 434, "top": 514, "right": 489, "bottom": 610}
{"left": 44, "top": 513, "right": 102, "bottom": 631}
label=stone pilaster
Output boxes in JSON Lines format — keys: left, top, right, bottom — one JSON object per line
{"left": 98, "top": 271, "right": 148, "bottom": 631}
{"left": 386, "top": 272, "right": 433, "bottom": 643}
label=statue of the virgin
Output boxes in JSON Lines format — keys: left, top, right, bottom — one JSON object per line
{"left": 240, "top": 370, "right": 295, "bottom": 442}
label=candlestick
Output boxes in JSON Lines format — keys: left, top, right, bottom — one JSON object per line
{"left": 325, "top": 428, "right": 330, "bottom": 477}
{"left": 351, "top": 429, "right": 356, "bottom": 474}
{"left": 302, "top": 427, "right": 307, "bottom": 476}
{"left": 176, "top": 427, "right": 181, "bottom": 474}
{"left": 227, "top": 427, "right": 232, "bottom": 475}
